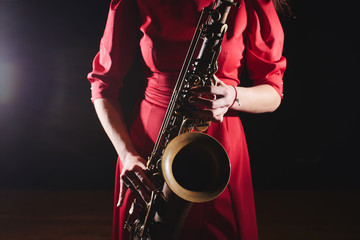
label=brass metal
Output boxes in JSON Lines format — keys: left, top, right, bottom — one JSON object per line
{"left": 162, "top": 132, "right": 230, "bottom": 203}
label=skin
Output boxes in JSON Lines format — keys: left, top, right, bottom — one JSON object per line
{"left": 94, "top": 76, "right": 281, "bottom": 207}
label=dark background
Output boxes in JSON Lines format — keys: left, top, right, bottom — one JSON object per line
{"left": 0, "top": 0, "right": 359, "bottom": 191}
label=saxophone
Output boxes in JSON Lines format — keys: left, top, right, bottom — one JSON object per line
{"left": 125, "top": 1, "right": 239, "bottom": 239}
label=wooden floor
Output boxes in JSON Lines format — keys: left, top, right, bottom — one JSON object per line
{"left": 0, "top": 189, "right": 359, "bottom": 240}
{"left": 255, "top": 189, "right": 360, "bottom": 240}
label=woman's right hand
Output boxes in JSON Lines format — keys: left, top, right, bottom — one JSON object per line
{"left": 117, "top": 152, "right": 156, "bottom": 207}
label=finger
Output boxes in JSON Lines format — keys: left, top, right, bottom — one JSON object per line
{"left": 212, "top": 75, "right": 220, "bottom": 83}
{"left": 190, "top": 86, "right": 212, "bottom": 95}
{"left": 122, "top": 175, "right": 149, "bottom": 207}
{"left": 191, "top": 85, "right": 227, "bottom": 97}
{"left": 197, "top": 84, "right": 236, "bottom": 109}
{"left": 127, "top": 171, "right": 152, "bottom": 204}
{"left": 213, "top": 114, "right": 224, "bottom": 123}
{"left": 212, "top": 75, "right": 226, "bottom": 86}
{"left": 190, "top": 97, "right": 217, "bottom": 109}
{"left": 190, "top": 96, "right": 228, "bottom": 109}
{"left": 215, "top": 77, "right": 226, "bottom": 86}
{"left": 133, "top": 169, "right": 157, "bottom": 192}
{"left": 211, "top": 106, "right": 229, "bottom": 117}
{"left": 117, "top": 181, "right": 127, "bottom": 207}
{"left": 192, "top": 109, "right": 212, "bottom": 122}
{"left": 194, "top": 107, "right": 228, "bottom": 123}
{"left": 213, "top": 106, "right": 229, "bottom": 122}
{"left": 127, "top": 164, "right": 157, "bottom": 193}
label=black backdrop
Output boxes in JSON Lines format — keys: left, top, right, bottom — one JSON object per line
{"left": 0, "top": 0, "right": 359, "bottom": 190}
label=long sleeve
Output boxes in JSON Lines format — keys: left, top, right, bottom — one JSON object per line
{"left": 245, "top": 0, "right": 287, "bottom": 97}
{"left": 87, "top": 0, "right": 140, "bottom": 102}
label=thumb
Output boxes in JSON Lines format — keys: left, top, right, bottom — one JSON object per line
{"left": 212, "top": 75, "right": 223, "bottom": 85}
{"left": 117, "top": 181, "right": 127, "bottom": 207}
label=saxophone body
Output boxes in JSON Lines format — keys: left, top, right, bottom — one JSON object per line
{"left": 125, "top": 1, "right": 239, "bottom": 239}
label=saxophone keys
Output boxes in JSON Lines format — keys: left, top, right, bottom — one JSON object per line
{"left": 138, "top": 191, "right": 157, "bottom": 238}
{"left": 124, "top": 201, "right": 136, "bottom": 231}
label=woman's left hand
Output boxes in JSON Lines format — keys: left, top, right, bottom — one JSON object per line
{"left": 189, "top": 75, "right": 236, "bottom": 123}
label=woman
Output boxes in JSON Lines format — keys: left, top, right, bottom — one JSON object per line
{"left": 88, "top": 0, "right": 287, "bottom": 239}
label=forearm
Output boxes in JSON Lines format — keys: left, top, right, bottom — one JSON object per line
{"left": 94, "top": 98, "right": 155, "bottom": 206}
{"left": 230, "top": 84, "right": 282, "bottom": 113}
{"left": 94, "top": 98, "right": 138, "bottom": 161}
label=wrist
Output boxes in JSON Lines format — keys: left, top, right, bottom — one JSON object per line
{"left": 229, "top": 85, "right": 241, "bottom": 109}
{"left": 119, "top": 146, "right": 139, "bottom": 161}
{"left": 121, "top": 149, "right": 146, "bottom": 167}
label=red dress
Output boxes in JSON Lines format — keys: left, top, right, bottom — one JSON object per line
{"left": 88, "top": 0, "right": 286, "bottom": 239}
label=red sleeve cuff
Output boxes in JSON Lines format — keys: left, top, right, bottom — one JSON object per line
{"left": 88, "top": 73, "right": 122, "bottom": 103}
